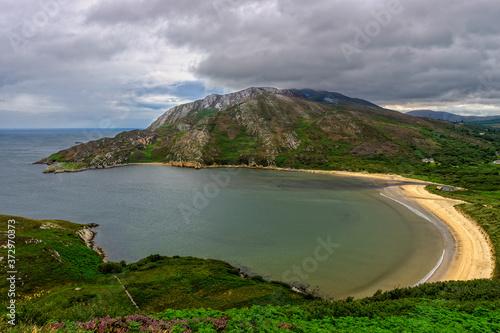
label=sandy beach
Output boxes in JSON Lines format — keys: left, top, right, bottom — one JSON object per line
{"left": 304, "top": 168, "right": 494, "bottom": 282}
{"left": 130, "top": 163, "right": 495, "bottom": 283}
{"left": 395, "top": 184, "right": 494, "bottom": 281}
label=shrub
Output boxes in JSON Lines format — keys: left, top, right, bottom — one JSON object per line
{"left": 97, "top": 262, "right": 123, "bottom": 274}
{"left": 271, "top": 280, "right": 292, "bottom": 289}
{"left": 146, "top": 254, "right": 163, "bottom": 262}
{"left": 250, "top": 275, "right": 266, "bottom": 283}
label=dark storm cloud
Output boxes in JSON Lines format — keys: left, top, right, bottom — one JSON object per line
{"left": 0, "top": 0, "right": 499, "bottom": 128}
{"left": 143, "top": 0, "right": 499, "bottom": 111}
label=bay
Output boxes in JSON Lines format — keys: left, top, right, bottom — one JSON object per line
{"left": 0, "top": 129, "right": 444, "bottom": 298}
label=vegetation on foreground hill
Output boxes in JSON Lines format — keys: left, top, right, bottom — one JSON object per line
{"left": 0, "top": 215, "right": 308, "bottom": 330}
{"left": 2, "top": 210, "right": 500, "bottom": 332}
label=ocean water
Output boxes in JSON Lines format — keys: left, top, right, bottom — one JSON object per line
{"left": 0, "top": 129, "right": 444, "bottom": 298}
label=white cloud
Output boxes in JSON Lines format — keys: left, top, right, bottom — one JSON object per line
{"left": 0, "top": 93, "right": 67, "bottom": 114}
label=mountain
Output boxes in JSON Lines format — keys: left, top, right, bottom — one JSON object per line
{"left": 406, "top": 110, "right": 470, "bottom": 122}
{"left": 407, "top": 110, "right": 500, "bottom": 128}
{"left": 148, "top": 87, "right": 299, "bottom": 131}
{"left": 37, "top": 87, "right": 500, "bottom": 173}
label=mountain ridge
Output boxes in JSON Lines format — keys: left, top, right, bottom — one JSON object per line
{"left": 37, "top": 87, "right": 500, "bottom": 174}
{"left": 407, "top": 110, "right": 500, "bottom": 127}
{"left": 148, "top": 87, "right": 298, "bottom": 131}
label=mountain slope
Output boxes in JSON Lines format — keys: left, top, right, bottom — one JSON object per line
{"left": 290, "top": 88, "right": 382, "bottom": 109}
{"left": 37, "top": 87, "right": 500, "bottom": 173}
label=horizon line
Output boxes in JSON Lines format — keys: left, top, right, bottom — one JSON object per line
{"left": 0, "top": 127, "right": 144, "bottom": 130}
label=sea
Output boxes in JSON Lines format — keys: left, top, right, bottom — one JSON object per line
{"left": 0, "top": 129, "right": 444, "bottom": 299}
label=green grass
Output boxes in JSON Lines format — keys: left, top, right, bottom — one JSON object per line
{"left": 118, "top": 256, "right": 306, "bottom": 313}
{"left": 59, "top": 162, "right": 87, "bottom": 170}
{"left": 197, "top": 109, "right": 218, "bottom": 120}
{"left": 8, "top": 254, "right": 307, "bottom": 325}
{"left": 188, "top": 109, "right": 218, "bottom": 121}
{"left": 276, "top": 118, "right": 349, "bottom": 169}
{"left": 0, "top": 215, "right": 308, "bottom": 327}
{"left": 48, "top": 153, "right": 66, "bottom": 162}
{"left": 0, "top": 215, "right": 103, "bottom": 298}
{"left": 129, "top": 141, "right": 168, "bottom": 163}
{"left": 6, "top": 280, "right": 500, "bottom": 332}
{"left": 212, "top": 125, "right": 260, "bottom": 164}
{"left": 411, "top": 164, "right": 500, "bottom": 191}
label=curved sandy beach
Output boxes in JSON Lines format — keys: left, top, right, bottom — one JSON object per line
{"left": 394, "top": 184, "right": 494, "bottom": 281}
{"left": 131, "top": 163, "right": 496, "bottom": 283}
{"left": 233, "top": 166, "right": 495, "bottom": 282}
{"left": 316, "top": 169, "right": 494, "bottom": 282}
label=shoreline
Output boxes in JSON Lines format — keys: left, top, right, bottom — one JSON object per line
{"left": 130, "top": 162, "right": 494, "bottom": 283}
{"left": 393, "top": 184, "right": 494, "bottom": 281}
{"left": 73, "top": 161, "right": 494, "bottom": 286}
{"left": 77, "top": 223, "right": 107, "bottom": 261}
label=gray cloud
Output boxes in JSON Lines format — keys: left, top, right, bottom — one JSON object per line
{"left": 1, "top": 0, "right": 499, "bottom": 128}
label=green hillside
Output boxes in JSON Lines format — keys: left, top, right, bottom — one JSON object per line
{"left": 0, "top": 215, "right": 308, "bottom": 330}
{"left": 36, "top": 88, "right": 500, "bottom": 178}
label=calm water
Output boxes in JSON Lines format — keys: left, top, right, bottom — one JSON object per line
{"left": 0, "top": 129, "right": 444, "bottom": 298}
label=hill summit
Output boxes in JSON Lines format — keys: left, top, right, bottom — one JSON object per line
{"left": 37, "top": 87, "right": 498, "bottom": 173}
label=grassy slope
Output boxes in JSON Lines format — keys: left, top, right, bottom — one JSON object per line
{"left": 7, "top": 281, "right": 500, "bottom": 332}
{"left": 0, "top": 215, "right": 103, "bottom": 297}
{"left": 0, "top": 215, "right": 308, "bottom": 328}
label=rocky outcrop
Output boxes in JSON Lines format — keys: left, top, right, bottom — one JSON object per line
{"left": 148, "top": 87, "right": 298, "bottom": 131}
{"left": 77, "top": 227, "right": 97, "bottom": 249}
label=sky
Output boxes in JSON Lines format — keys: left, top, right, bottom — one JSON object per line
{"left": 1, "top": 0, "right": 500, "bottom": 129}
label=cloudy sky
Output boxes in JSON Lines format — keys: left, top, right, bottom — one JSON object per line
{"left": 1, "top": 0, "right": 500, "bottom": 128}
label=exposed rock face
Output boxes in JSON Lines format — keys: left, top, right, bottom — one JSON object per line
{"left": 148, "top": 87, "right": 298, "bottom": 131}
{"left": 77, "top": 227, "right": 97, "bottom": 249}
{"left": 36, "top": 130, "right": 158, "bottom": 171}
{"left": 36, "top": 87, "right": 497, "bottom": 173}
